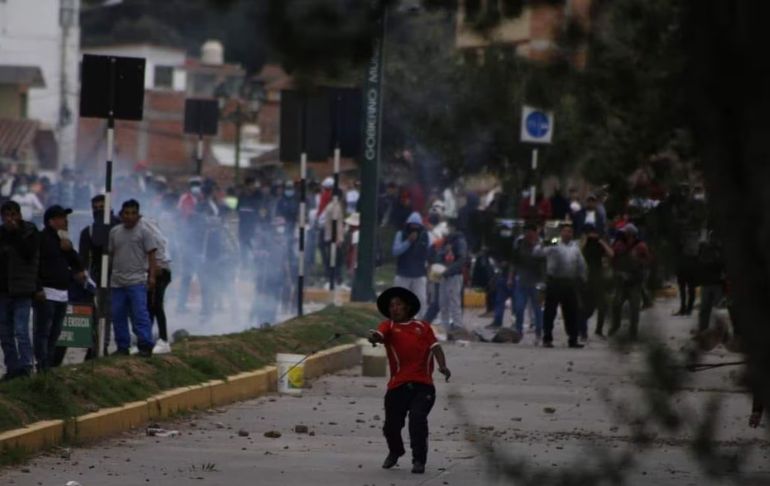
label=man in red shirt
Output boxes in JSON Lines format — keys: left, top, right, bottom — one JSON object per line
{"left": 368, "top": 287, "right": 451, "bottom": 474}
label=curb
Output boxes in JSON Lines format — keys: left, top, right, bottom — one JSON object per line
{"left": 0, "top": 343, "right": 360, "bottom": 458}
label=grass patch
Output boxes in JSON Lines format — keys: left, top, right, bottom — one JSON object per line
{"left": 0, "top": 304, "right": 380, "bottom": 437}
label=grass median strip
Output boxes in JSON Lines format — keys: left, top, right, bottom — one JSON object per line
{"left": 0, "top": 304, "right": 379, "bottom": 436}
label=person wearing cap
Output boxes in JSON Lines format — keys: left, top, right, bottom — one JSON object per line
{"left": 609, "top": 223, "right": 652, "bottom": 339}
{"left": 367, "top": 287, "right": 451, "bottom": 475}
{"left": 0, "top": 200, "right": 40, "bottom": 380}
{"left": 34, "top": 205, "right": 85, "bottom": 371}
{"left": 535, "top": 221, "right": 587, "bottom": 348}
{"left": 109, "top": 200, "right": 158, "bottom": 357}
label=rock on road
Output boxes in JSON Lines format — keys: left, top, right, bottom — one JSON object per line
{"left": 1, "top": 299, "right": 768, "bottom": 485}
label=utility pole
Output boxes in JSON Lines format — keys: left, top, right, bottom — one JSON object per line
{"left": 351, "top": 6, "right": 387, "bottom": 302}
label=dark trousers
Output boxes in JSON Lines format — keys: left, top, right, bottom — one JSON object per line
{"left": 383, "top": 382, "right": 436, "bottom": 464}
{"left": 610, "top": 282, "right": 642, "bottom": 339}
{"left": 148, "top": 268, "right": 171, "bottom": 341}
{"left": 543, "top": 279, "right": 580, "bottom": 345}
{"left": 581, "top": 276, "right": 609, "bottom": 335}
{"left": 676, "top": 257, "right": 698, "bottom": 314}
{"left": 32, "top": 299, "right": 67, "bottom": 371}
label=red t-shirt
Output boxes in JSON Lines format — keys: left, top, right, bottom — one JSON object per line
{"left": 376, "top": 319, "right": 439, "bottom": 390}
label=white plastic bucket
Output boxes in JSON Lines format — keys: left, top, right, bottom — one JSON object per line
{"left": 359, "top": 339, "right": 387, "bottom": 377}
{"left": 276, "top": 353, "right": 305, "bottom": 394}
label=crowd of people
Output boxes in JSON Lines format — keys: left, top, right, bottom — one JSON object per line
{"left": 0, "top": 161, "right": 731, "bottom": 376}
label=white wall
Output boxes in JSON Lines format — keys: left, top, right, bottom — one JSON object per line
{"left": 0, "top": 0, "right": 80, "bottom": 168}
{"left": 81, "top": 44, "right": 187, "bottom": 91}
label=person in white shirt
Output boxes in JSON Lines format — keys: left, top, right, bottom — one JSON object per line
{"left": 535, "top": 221, "right": 587, "bottom": 349}
{"left": 11, "top": 185, "right": 44, "bottom": 222}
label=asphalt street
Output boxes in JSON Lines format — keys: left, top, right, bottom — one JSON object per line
{"left": 1, "top": 298, "right": 768, "bottom": 486}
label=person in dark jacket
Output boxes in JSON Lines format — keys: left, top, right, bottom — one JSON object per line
{"left": 0, "top": 201, "right": 39, "bottom": 380}
{"left": 34, "top": 205, "right": 85, "bottom": 371}
{"left": 393, "top": 212, "right": 431, "bottom": 319}
{"left": 79, "top": 194, "right": 120, "bottom": 358}
{"left": 696, "top": 231, "right": 726, "bottom": 332}
{"left": 573, "top": 194, "right": 607, "bottom": 237}
{"left": 437, "top": 219, "right": 468, "bottom": 335}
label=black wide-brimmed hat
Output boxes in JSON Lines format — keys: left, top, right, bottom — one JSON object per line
{"left": 376, "top": 287, "right": 421, "bottom": 320}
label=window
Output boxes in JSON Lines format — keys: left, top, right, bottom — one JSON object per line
{"left": 154, "top": 65, "right": 174, "bottom": 89}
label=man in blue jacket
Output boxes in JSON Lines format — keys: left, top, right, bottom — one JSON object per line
{"left": 392, "top": 212, "right": 431, "bottom": 319}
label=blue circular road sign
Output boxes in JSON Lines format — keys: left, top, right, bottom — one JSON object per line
{"left": 525, "top": 111, "right": 550, "bottom": 138}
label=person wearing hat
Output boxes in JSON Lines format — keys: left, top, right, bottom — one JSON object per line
{"left": 367, "top": 287, "right": 451, "bottom": 474}
{"left": 0, "top": 200, "right": 40, "bottom": 380}
{"left": 609, "top": 223, "right": 652, "bottom": 339}
{"left": 537, "top": 221, "right": 587, "bottom": 348}
{"left": 34, "top": 205, "right": 85, "bottom": 371}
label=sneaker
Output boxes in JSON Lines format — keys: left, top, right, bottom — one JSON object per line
{"left": 543, "top": 341, "right": 554, "bottom": 348}
{"left": 153, "top": 339, "right": 171, "bottom": 355}
{"left": 411, "top": 461, "right": 425, "bottom": 474}
{"left": 137, "top": 348, "right": 153, "bottom": 358}
{"left": 114, "top": 348, "right": 130, "bottom": 356}
{"left": 129, "top": 345, "right": 139, "bottom": 356}
{"left": 382, "top": 452, "right": 403, "bottom": 469}
{"left": 594, "top": 331, "right": 606, "bottom": 340}
{"left": 568, "top": 342, "right": 585, "bottom": 349}
{"left": 533, "top": 336, "right": 542, "bottom": 346}
{"left": 484, "top": 322, "right": 501, "bottom": 330}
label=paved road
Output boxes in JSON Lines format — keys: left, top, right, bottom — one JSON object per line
{"left": 2, "top": 298, "right": 768, "bottom": 485}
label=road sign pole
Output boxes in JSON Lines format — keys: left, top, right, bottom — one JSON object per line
{"left": 530, "top": 148, "right": 538, "bottom": 207}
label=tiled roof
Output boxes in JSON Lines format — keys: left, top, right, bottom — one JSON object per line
{"left": 0, "top": 118, "right": 40, "bottom": 160}
{"left": 0, "top": 65, "right": 45, "bottom": 87}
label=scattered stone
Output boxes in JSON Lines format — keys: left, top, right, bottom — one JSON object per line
{"left": 214, "top": 422, "right": 225, "bottom": 429}
{"left": 543, "top": 407, "right": 556, "bottom": 414}
{"left": 356, "top": 419, "right": 366, "bottom": 423}
{"left": 294, "top": 425, "right": 309, "bottom": 434}
{"left": 238, "top": 429, "right": 250, "bottom": 437}
{"left": 264, "top": 431, "right": 282, "bottom": 439}
{"left": 373, "top": 415, "right": 381, "bottom": 420}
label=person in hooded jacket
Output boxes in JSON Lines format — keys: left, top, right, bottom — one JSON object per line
{"left": 392, "top": 212, "right": 432, "bottom": 319}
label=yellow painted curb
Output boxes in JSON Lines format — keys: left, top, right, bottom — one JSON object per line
{"left": 0, "top": 344, "right": 357, "bottom": 456}
{"left": 464, "top": 289, "right": 486, "bottom": 308}
{"left": 0, "top": 420, "right": 63, "bottom": 453}
{"left": 304, "top": 287, "right": 352, "bottom": 303}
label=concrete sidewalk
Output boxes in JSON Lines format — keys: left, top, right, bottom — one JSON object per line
{"left": 1, "top": 299, "right": 768, "bottom": 485}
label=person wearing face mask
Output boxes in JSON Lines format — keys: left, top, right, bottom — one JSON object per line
{"left": 79, "top": 195, "right": 120, "bottom": 358}
{"left": 275, "top": 180, "right": 299, "bottom": 237}
{"left": 11, "top": 183, "right": 44, "bottom": 223}
{"left": 392, "top": 212, "right": 432, "bottom": 319}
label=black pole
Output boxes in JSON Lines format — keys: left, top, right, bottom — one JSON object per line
{"left": 297, "top": 95, "right": 307, "bottom": 316}
{"left": 97, "top": 57, "right": 117, "bottom": 357}
{"left": 330, "top": 91, "right": 342, "bottom": 293}
{"left": 352, "top": 8, "right": 387, "bottom": 302}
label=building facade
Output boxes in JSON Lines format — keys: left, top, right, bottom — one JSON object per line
{"left": 0, "top": 0, "right": 80, "bottom": 168}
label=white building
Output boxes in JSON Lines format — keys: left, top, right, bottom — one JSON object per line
{"left": 0, "top": 0, "right": 80, "bottom": 168}
{"left": 80, "top": 43, "right": 188, "bottom": 92}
